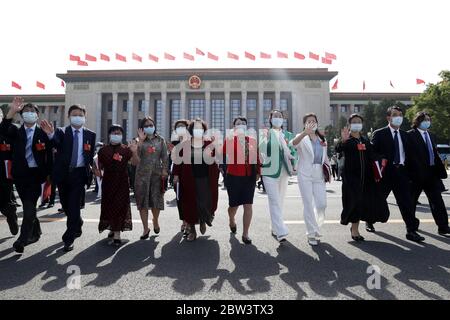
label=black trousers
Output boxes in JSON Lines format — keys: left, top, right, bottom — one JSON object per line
{"left": 14, "top": 169, "right": 42, "bottom": 245}
{"left": 331, "top": 165, "right": 338, "bottom": 179}
{"left": 0, "top": 180, "right": 17, "bottom": 223}
{"left": 381, "top": 166, "right": 420, "bottom": 232}
{"left": 58, "top": 168, "right": 85, "bottom": 245}
{"left": 412, "top": 175, "right": 449, "bottom": 229}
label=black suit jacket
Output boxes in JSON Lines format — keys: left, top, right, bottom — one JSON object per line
{"left": 51, "top": 126, "right": 96, "bottom": 185}
{"left": 372, "top": 126, "right": 410, "bottom": 168}
{"left": 0, "top": 118, "right": 52, "bottom": 184}
{"left": 406, "top": 128, "right": 447, "bottom": 182}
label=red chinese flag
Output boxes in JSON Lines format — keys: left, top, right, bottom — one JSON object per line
{"left": 245, "top": 51, "right": 256, "bottom": 60}
{"left": 277, "top": 51, "right": 288, "bottom": 58}
{"left": 309, "top": 52, "right": 320, "bottom": 61}
{"left": 85, "top": 54, "right": 97, "bottom": 62}
{"left": 321, "top": 57, "right": 332, "bottom": 65}
{"left": 260, "top": 52, "right": 271, "bottom": 59}
{"left": 227, "top": 52, "right": 239, "bottom": 60}
{"left": 100, "top": 53, "right": 110, "bottom": 62}
{"left": 390, "top": 80, "right": 395, "bottom": 88}
{"left": 36, "top": 81, "right": 45, "bottom": 90}
{"left": 115, "top": 53, "right": 127, "bottom": 62}
{"left": 70, "top": 54, "right": 80, "bottom": 61}
{"left": 11, "top": 81, "right": 22, "bottom": 90}
{"left": 207, "top": 52, "right": 219, "bottom": 61}
{"left": 325, "top": 52, "right": 337, "bottom": 60}
{"left": 77, "top": 60, "right": 88, "bottom": 66}
{"left": 149, "top": 54, "right": 159, "bottom": 62}
{"left": 196, "top": 48, "right": 205, "bottom": 56}
{"left": 332, "top": 79, "right": 338, "bottom": 90}
{"left": 416, "top": 78, "right": 425, "bottom": 85}
{"left": 294, "top": 52, "right": 305, "bottom": 60}
{"left": 132, "top": 53, "right": 143, "bottom": 62}
{"left": 61, "top": 80, "right": 65, "bottom": 88}
{"left": 164, "top": 52, "right": 176, "bottom": 60}
{"left": 183, "top": 52, "right": 195, "bottom": 61}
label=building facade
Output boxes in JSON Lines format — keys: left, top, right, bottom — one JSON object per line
{"left": 0, "top": 68, "right": 420, "bottom": 143}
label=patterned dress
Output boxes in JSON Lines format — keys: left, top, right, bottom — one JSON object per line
{"left": 98, "top": 144, "right": 133, "bottom": 232}
{"left": 134, "top": 134, "right": 168, "bottom": 211}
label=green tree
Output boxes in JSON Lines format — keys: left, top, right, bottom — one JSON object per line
{"left": 406, "top": 70, "right": 450, "bottom": 143}
{"left": 363, "top": 100, "right": 376, "bottom": 132}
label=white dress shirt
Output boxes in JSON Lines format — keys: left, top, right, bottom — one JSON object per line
{"left": 388, "top": 124, "right": 405, "bottom": 165}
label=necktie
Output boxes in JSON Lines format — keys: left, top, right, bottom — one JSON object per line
{"left": 70, "top": 130, "right": 79, "bottom": 168}
{"left": 393, "top": 130, "right": 400, "bottom": 164}
{"left": 25, "top": 128, "right": 34, "bottom": 166}
{"left": 424, "top": 132, "right": 435, "bottom": 166}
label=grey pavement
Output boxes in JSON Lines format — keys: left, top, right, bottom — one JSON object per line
{"left": 0, "top": 176, "right": 449, "bottom": 300}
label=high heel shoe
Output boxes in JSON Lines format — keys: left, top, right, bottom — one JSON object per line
{"left": 200, "top": 223, "right": 207, "bottom": 235}
{"left": 242, "top": 236, "right": 252, "bottom": 245}
{"left": 140, "top": 230, "right": 150, "bottom": 240}
{"left": 350, "top": 227, "right": 365, "bottom": 241}
{"left": 229, "top": 224, "right": 237, "bottom": 234}
{"left": 154, "top": 226, "right": 160, "bottom": 234}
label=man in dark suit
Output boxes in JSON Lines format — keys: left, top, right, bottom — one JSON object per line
{"left": 0, "top": 97, "right": 53, "bottom": 253}
{"left": 370, "top": 105, "right": 424, "bottom": 242}
{"left": 0, "top": 109, "right": 19, "bottom": 236}
{"left": 407, "top": 111, "right": 449, "bottom": 237}
{"left": 41, "top": 104, "right": 96, "bottom": 252}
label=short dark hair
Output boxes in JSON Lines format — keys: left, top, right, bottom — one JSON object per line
{"left": 173, "top": 119, "right": 190, "bottom": 130}
{"left": 68, "top": 104, "right": 86, "bottom": 116}
{"left": 139, "top": 116, "right": 156, "bottom": 132}
{"left": 269, "top": 109, "right": 284, "bottom": 128}
{"left": 188, "top": 118, "right": 208, "bottom": 135}
{"left": 19, "top": 103, "right": 40, "bottom": 115}
{"left": 412, "top": 111, "right": 431, "bottom": 129}
{"left": 233, "top": 116, "right": 248, "bottom": 126}
{"left": 108, "top": 124, "right": 124, "bottom": 135}
{"left": 348, "top": 113, "right": 364, "bottom": 123}
{"left": 386, "top": 105, "right": 403, "bottom": 116}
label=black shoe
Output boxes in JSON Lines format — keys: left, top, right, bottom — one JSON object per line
{"left": 438, "top": 226, "right": 450, "bottom": 237}
{"left": 7, "top": 216, "right": 19, "bottom": 236}
{"left": 13, "top": 241, "right": 24, "bottom": 254}
{"left": 38, "top": 203, "right": 47, "bottom": 208}
{"left": 153, "top": 227, "right": 160, "bottom": 235}
{"left": 47, "top": 203, "right": 55, "bottom": 209}
{"left": 242, "top": 236, "right": 252, "bottom": 245}
{"left": 75, "top": 220, "right": 84, "bottom": 238}
{"left": 57, "top": 208, "right": 64, "bottom": 214}
{"left": 107, "top": 231, "right": 114, "bottom": 239}
{"left": 350, "top": 227, "right": 365, "bottom": 241}
{"left": 140, "top": 230, "right": 150, "bottom": 240}
{"left": 113, "top": 239, "right": 122, "bottom": 246}
{"left": 406, "top": 231, "right": 425, "bottom": 243}
{"left": 366, "top": 222, "right": 376, "bottom": 233}
{"left": 229, "top": 224, "right": 237, "bottom": 234}
{"left": 63, "top": 243, "right": 74, "bottom": 252}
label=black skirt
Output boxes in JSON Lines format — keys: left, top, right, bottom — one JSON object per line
{"left": 226, "top": 174, "right": 257, "bottom": 207}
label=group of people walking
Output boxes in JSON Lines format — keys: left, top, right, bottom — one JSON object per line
{"left": 0, "top": 97, "right": 449, "bottom": 255}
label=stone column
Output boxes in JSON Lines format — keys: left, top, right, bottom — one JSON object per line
{"left": 224, "top": 91, "right": 230, "bottom": 130}
{"left": 241, "top": 91, "right": 247, "bottom": 118}
{"left": 205, "top": 91, "right": 211, "bottom": 124}
{"left": 160, "top": 91, "right": 167, "bottom": 138}
{"left": 180, "top": 91, "right": 187, "bottom": 119}
{"left": 127, "top": 92, "right": 134, "bottom": 140}
{"left": 112, "top": 92, "right": 118, "bottom": 124}
{"left": 257, "top": 90, "right": 264, "bottom": 129}
{"left": 144, "top": 92, "right": 150, "bottom": 117}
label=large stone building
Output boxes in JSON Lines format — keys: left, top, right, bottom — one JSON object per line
{"left": 0, "top": 68, "right": 420, "bottom": 142}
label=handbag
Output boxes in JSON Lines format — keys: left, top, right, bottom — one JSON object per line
{"left": 322, "top": 163, "right": 331, "bottom": 183}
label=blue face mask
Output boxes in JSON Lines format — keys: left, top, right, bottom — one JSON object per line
{"left": 22, "top": 112, "right": 38, "bottom": 124}
{"left": 391, "top": 116, "right": 403, "bottom": 127}
{"left": 419, "top": 121, "right": 431, "bottom": 130}
{"left": 110, "top": 134, "right": 122, "bottom": 144}
{"left": 271, "top": 117, "right": 284, "bottom": 128}
{"left": 144, "top": 127, "right": 155, "bottom": 135}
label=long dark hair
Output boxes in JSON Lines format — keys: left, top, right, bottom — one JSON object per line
{"left": 269, "top": 109, "right": 284, "bottom": 129}
{"left": 139, "top": 116, "right": 156, "bottom": 133}
{"left": 411, "top": 111, "right": 431, "bottom": 129}
{"left": 303, "top": 113, "right": 325, "bottom": 142}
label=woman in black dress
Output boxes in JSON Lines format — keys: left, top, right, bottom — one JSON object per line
{"left": 335, "top": 114, "right": 389, "bottom": 241}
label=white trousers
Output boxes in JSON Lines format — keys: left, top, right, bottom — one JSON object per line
{"left": 298, "top": 164, "right": 327, "bottom": 237}
{"left": 263, "top": 168, "right": 290, "bottom": 238}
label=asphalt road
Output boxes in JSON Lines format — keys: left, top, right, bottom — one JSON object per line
{"left": 0, "top": 176, "right": 449, "bottom": 300}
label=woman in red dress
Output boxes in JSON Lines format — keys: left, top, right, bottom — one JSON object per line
{"left": 95, "top": 125, "right": 137, "bottom": 246}
{"left": 172, "top": 118, "right": 219, "bottom": 241}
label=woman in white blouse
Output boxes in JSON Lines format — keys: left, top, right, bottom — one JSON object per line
{"left": 290, "top": 113, "right": 329, "bottom": 245}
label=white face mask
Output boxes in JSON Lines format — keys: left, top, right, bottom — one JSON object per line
{"left": 391, "top": 116, "right": 403, "bottom": 127}
{"left": 22, "top": 112, "right": 38, "bottom": 124}
{"left": 193, "top": 129, "right": 204, "bottom": 138}
{"left": 350, "top": 123, "right": 363, "bottom": 132}
{"left": 271, "top": 117, "right": 284, "bottom": 128}
{"left": 70, "top": 116, "right": 85, "bottom": 127}
{"left": 176, "top": 127, "right": 187, "bottom": 135}
{"left": 235, "top": 124, "right": 247, "bottom": 134}
{"left": 110, "top": 134, "right": 122, "bottom": 144}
